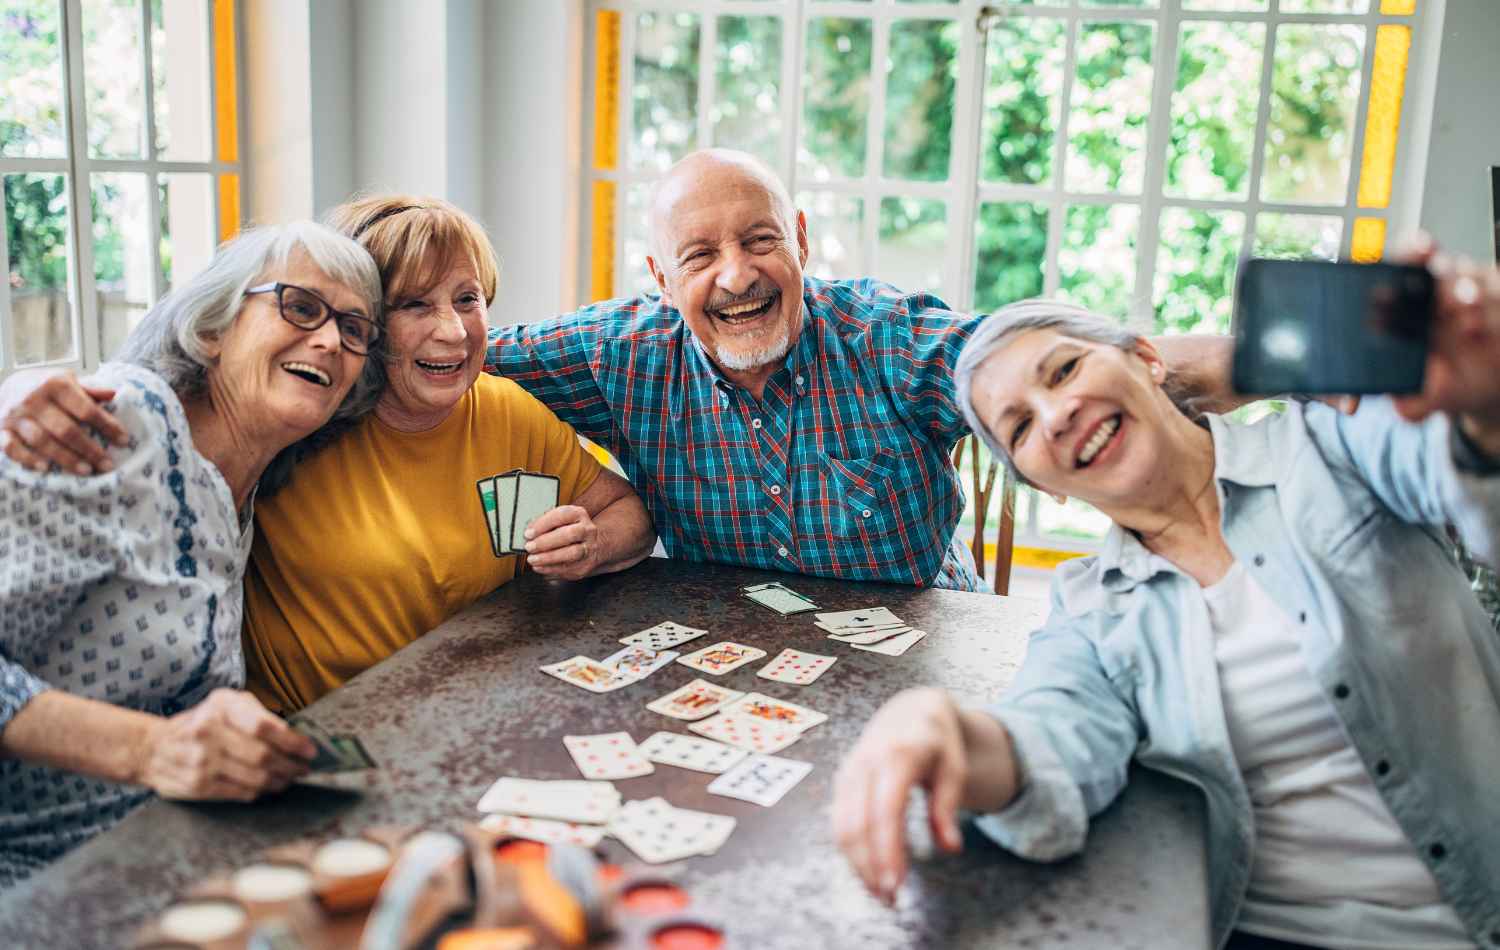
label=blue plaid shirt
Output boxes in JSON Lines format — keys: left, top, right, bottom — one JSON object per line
{"left": 486, "top": 277, "right": 984, "bottom": 590}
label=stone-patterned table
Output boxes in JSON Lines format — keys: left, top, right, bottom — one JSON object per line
{"left": 0, "top": 558, "right": 1209, "bottom": 949}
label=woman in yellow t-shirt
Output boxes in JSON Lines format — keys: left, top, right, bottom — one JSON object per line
{"left": 240, "top": 196, "right": 655, "bottom": 712}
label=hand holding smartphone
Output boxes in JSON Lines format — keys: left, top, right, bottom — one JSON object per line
{"left": 1231, "top": 258, "right": 1435, "bottom": 396}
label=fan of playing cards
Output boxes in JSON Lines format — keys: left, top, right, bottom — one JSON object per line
{"left": 477, "top": 470, "right": 560, "bottom": 557}
{"left": 496, "top": 581, "right": 927, "bottom": 866}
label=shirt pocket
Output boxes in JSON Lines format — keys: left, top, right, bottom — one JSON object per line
{"left": 820, "top": 451, "right": 902, "bottom": 541}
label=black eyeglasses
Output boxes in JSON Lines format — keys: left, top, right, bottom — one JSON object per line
{"left": 243, "top": 282, "right": 382, "bottom": 355}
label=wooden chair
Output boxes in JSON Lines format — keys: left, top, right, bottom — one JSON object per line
{"left": 953, "top": 434, "right": 1018, "bottom": 595}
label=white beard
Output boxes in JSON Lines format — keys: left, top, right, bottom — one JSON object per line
{"left": 713, "top": 324, "right": 793, "bottom": 372}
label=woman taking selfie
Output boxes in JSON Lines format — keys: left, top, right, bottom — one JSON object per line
{"left": 833, "top": 258, "right": 1500, "bottom": 948}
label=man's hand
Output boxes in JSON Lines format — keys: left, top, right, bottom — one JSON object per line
{"left": 832, "top": 688, "right": 970, "bottom": 905}
{"left": 524, "top": 504, "right": 605, "bottom": 581}
{"left": 0, "top": 369, "right": 127, "bottom": 474}
{"left": 134, "top": 689, "right": 315, "bottom": 801}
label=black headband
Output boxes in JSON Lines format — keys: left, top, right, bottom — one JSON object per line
{"left": 351, "top": 204, "right": 422, "bottom": 240}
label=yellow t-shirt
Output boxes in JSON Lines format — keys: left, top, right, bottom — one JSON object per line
{"left": 243, "top": 374, "right": 602, "bottom": 713}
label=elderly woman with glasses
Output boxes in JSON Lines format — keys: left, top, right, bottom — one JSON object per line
{"left": 831, "top": 259, "right": 1500, "bottom": 948}
{"left": 0, "top": 222, "right": 382, "bottom": 887}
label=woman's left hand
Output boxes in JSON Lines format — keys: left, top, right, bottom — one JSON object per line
{"left": 1392, "top": 250, "right": 1500, "bottom": 455}
{"left": 523, "top": 504, "right": 603, "bottom": 580}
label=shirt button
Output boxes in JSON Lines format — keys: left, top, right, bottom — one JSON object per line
{"left": 862, "top": 509, "right": 873, "bottom": 518}
{"left": 777, "top": 546, "right": 789, "bottom": 558}
{"left": 1298, "top": 611, "right": 1307, "bottom": 623}
{"left": 770, "top": 485, "right": 782, "bottom": 496}
{"left": 1428, "top": 842, "right": 1447, "bottom": 860}
{"left": 795, "top": 375, "right": 805, "bottom": 387}
{"left": 751, "top": 418, "right": 763, "bottom": 429}
{"left": 1252, "top": 554, "right": 1265, "bottom": 567}
{"left": 1375, "top": 759, "right": 1391, "bottom": 777}
{"left": 1333, "top": 683, "right": 1350, "bottom": 700}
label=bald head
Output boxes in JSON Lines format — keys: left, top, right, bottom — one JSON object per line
{"left": 648, "top": 149, "right": 797, "bottom": 264}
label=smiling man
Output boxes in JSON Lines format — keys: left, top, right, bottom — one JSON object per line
{"left": 485, "top": 149, "right": 994, "bottom": 589}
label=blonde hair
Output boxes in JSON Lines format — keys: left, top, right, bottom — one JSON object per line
{"left": 325, "top": 195, "right": 499, "bottom": 306}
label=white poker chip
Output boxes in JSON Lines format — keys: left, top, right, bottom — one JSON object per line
{"left": 231, "top": 862, "right": 314, "bottom": 903}
{"left": 157, "top": 899, "right": 247, "bottom": 942}
{"left": 311, "top": 838, "right": 391, "bottom": 878}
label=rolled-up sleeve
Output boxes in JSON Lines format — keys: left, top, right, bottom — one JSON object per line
{"left": 972, "top": 608, "right": 1143, "bottom": 862}
{"left": 0, "top": 388, "right": 162, "bottom": 734}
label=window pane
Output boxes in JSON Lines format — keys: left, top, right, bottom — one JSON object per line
{"left": 152, "top": 0, "right": 211, "bottom": 161}
{"left": 2, "top": 0, "right": 68, "bottom": 157}
{"left": 1082, "top": 0, "right": 1158, "bottom": 6}
{"left": 877, "top": 197, "right": 948, "bottom": 298}
{"left": 1065, "top": 22, "right": 1155, "bottom": 194}
{"left": 5, "top": 173, "right": 74, "bottom": 364}
{"left": 974, "top": 202, "right": 1048, "bottom": 313}
{"left": 82, "top": 0, "right": 148, "bottom": 159}
{"left": 622, "top": 182, "right": 655, "bottom": 299}
{"left": 798, "top": 191, "right": 864, "bottom": 280}
{"left": 160, "top": 172, "right": 214, "bottom": 290}
{"left": 1281, "top": 0, "right": 1370, "bottom": 12}
{"left": 1153, "top": 207, "right": 1245, "bottom": 335}
{"left": 800, "top": 18, "right": 872, "bottom": 181}
{"left": 1165, "top": 22, "right": 1265, "bottom": 200}
{"left": 1260, "top": 25, "right": 1365, "bottom": 205}
{"left": 93, "top": 173, "right": 153, "bottom": 360}
{"left": 1183, "top": 0, "right": 1268, "bottom": 9}
{"left": 1253, "top": 212, "right": 1342, "bottom": 260}
{"left": 1058, "top": 203, "right": 1139, "bottom": 318}
{"left": 631, "top": 12, "right": 700, "bottom": 173}
{"left": 980, "top": 17, "right": 1066, "bottom": 187}
{"left": 713, "top": 16, "right": 781, "bottom": 168}
{"left": 883, "top": 19, "right": 958, "bottom": 182}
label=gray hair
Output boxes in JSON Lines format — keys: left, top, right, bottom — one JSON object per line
{"left": 114, "top": 221, "right": 384, "bottom": 420}
{"left": 954, "top": 299, "right": 1193, "bottom": 487}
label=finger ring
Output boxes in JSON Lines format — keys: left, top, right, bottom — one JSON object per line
{"left": 1455, "top": 275, "right": 1480, "bottom": 306}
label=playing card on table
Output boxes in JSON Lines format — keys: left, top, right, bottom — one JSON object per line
{"left": 722, "top": 692, "right": 827, "bottom": 732}
{"left": 848, "top": 628, "right": 929, "bottom": 657}
{"left": 645, "top": 679, "right": 745, "bottom": 721}
{"left": 563, "top": 732, "right": 655, "bottom": 780}
{"left": 742, "top": 582, "right": 819, "bottom": 615}
{"left": 479, "top": 814, "right": 606, "bottom": 848}
{"left": 756, "top": 648, "right": 837, "bottom": 685}
{"left": 677, "top": 641, "right": 767, "bottom": 676}
{"left": 619, "top": 621, "right": 709, "bottom": 652}
{"left": 290, "top": 718, "right": 376, "bottom": 772}
{"left": 821, "top": 625, "right": 914, "bottom": 646}
{"left": 540, "top": 655, "right": 639, "bottom": 692}
{"left": 707, "top": 754, "right": 814, "bottom": 807}
{"left": 607, "top": 797, "right": 736, "bottom": 864}
{"left": 815, "top": 607, "right": 904, "bottom": 631}
{"left": 510, "top": 472, "right": 560, "bottom": 553}
{"left": 688, "top": 712, "right": 804, "bottom": 754}
{"left": 638, "top": 731, "right": 749, "bottom": 774}
{"left": 603, "top": 644, "right": 679, "bottom": 680}
{"left": 477, "top": 777, "right": 622, "bottom": 824}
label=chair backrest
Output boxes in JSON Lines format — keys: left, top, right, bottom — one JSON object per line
{"left": 953, "top": 434, "right": 1017, "bottom": 595}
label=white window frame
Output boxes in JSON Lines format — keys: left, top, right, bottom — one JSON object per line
{"left": 582, "top": 0, "right": 1439, "bottom": 554}
{"left": 0, "top": 0, "right": 245, "bottom": 377}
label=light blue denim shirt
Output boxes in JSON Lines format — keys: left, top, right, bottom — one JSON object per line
{"left": 973, "top": 399, "right": 1500, "bottom": 948}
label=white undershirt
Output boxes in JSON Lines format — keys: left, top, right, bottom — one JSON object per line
{"left": 1203, "top": 561, "right": 1473, "bottom": 950}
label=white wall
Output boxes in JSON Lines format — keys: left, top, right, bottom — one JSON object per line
{"left": 1419, "top": 0, "right": 1500, "bottom": 260}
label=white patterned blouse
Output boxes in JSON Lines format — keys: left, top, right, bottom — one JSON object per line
{"left": 0, "top": 363, "right": 251, "bottom": 887}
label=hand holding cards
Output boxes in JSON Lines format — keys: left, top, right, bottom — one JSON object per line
{"left": 290, "top": 717, "right": 377, "bottom": 773}
{"left": 476, "top": 469, "right": 559, "bottom": 557}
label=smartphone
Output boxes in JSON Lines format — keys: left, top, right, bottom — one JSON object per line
{"left": 1231, "top": 257, "right": 1434, "bottom": 395}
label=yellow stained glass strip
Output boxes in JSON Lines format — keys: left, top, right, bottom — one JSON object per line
{"left": 1380, "top": 0, "right": 1417, "bottom": 15}
{"left": 594, "top": 10, "right": 621, "bottom": 171}
{"left": 212, "top": 0, "right": 239, "bottom": 163}
{"left": 1357, "top": 25, "right": 1410, "bottom": 209}
{"left": 218, "top": 173, "right": 241, "bottom": 243}
{"left": 1351, "top": 217, "right": 1386, "bottom": 263}
{"left": 590, "top": 180, "right": 617, "bottom": 302}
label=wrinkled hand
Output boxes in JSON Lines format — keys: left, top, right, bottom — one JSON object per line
{"left": 136, "top": 689, "right": 315, "bottom": 802}
{"left": 0, "top": 369, "right": 127, "bottom": 475}
{"left": 523, "top": 504, "right": 603, "bottom": 581}
{"left": 832, "top": 688, "right": 967, "bottom": 905}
